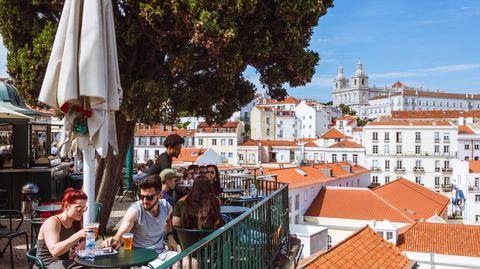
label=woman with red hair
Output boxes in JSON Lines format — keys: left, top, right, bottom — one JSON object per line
{"left": 35, "top": 188, "right": 89, "bottom": 268}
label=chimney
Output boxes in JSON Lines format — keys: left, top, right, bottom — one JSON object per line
{"left": 320, "top": 168, "right": 332, "bottom": 177}
{"left": 341, "top": 164, "right": 352, "bottom": 173}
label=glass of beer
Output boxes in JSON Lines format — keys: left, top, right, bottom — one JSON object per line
{"left": 89, "top": 222, "right": 100, "bottom": 238}
{"left": 122, "top": 233, "right": 133, "bottom": 250}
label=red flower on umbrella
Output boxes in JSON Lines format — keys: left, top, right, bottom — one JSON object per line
{"left": 75, "top": 106, "right": 82, "bottom": 112}
{"left": 60, "top": 103, "right": 70, "bottom": 113}
{"left": 83, "top": 110, "right": 92, "bottom": 118}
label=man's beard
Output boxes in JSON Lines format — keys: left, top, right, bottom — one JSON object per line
{"left": 143, "top": 199, "right": 158, "bottom": 211}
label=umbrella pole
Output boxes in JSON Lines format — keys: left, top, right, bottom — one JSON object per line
{"left": 78, "top": 135, "right": 96, "bottom": 226}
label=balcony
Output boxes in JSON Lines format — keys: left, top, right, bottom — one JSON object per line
{"left": 158, "top": 175, "right": 289, "bottom": 269}
{"left": 435, "top": 167, "right": 441, "bottom": 172}
{"left": 434, "top": 139, "right": 440, "bottom": 143}
{"left": 413, "top": 167, "right": 425, "bottom": 173}
{"left": 371, "top": 167, "right": 382, "bottom": 172}
{"left": 372, "top": 139, "right": 378, "bottom": 143}
{"left": 415, "top": 139, "right": 421, "bottom": 143}
{"left": 444, "top": 139, "right": 450, "bottom": 143}
{"left": 394, "top": 167, "right": 406, "bottom": 172}
{"left": 384, "top": 139, "right": 390, "bottom": 143}
{"left": 442, "top": 184, "right": 453, "bottom": 192}
{"left": 468, "top": 186, "right": 480, "bottom": 193}
{"left": 434, "top": 184, "right": 441, "bottom": 189}
{"left": 442, "top": 168, "right": 453, "bottom": 173}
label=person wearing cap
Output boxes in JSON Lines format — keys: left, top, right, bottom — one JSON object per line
{"left": 149, "top": 134, "right": 185, "bottom": 176}
{"left": 160, "top": 169, "right": 181, "bottom": 207}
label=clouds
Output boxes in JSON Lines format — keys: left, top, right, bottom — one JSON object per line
{"left": 370, "top": 64, "right": 480, "bottom": 79}
{"left": 0, "top": 37, "right": 7, "bottom": 77}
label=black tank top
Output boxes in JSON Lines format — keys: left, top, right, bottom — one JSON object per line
{"left": 36, "top": 216, "right": 77, "bottom": 266}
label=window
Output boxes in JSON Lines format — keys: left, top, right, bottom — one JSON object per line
{"left": 139, "top": 137, "right": 148, "bottom": 146}
{"left": 295, "top": 215, "right": 300, "bottom": 224}
{"left": 373, "top": 145, "right": 379, "bottom": 154}
{"left": 309, "top": 115, "right": 312, "bottom": 119}
{"left": 384, "top": 132, "right": 390, "bottom": 142}
{"left": 266, "top": 129, "right": 270, "bottom": 136}
{"left": 434, "top": 145, "right": 440, "bottom": 154}
{"left": 279, "top": 130, "right": 283, "bottom": 138}
{"left": 475, "top": 178, "right": 480, "bottom": 187}
{"left": 465, "top": 144, "right": 470, "bottom": 150}
{"left": 435, "top": 160, "right": 440, "bottom": 170}
{"left": 228, "top": 152, "right": 233, "bottom": 158}
{"left": 198, "top": 138, "right": 203, "bottom": 146}
{"left": 288, "top": 197, "right": 291, "bottom": 213}
{"left": 444, "top": 133, "right": 450, "bottom": 142}
{"left": 377, "top": 231, "right": 384, "bottom": 238}
{"left": 415, "top": 160, "right": 421, "bottom": 168}
{"left": 396, "top": 145, "right": 402, "bottom": 154}
{"left": 415, "top": 132, "right": 421, "bottom": 141}
{"left": 342, "top": 154, "right": 347, "bottom": 162}
{"left": 372, "top": 176, "right": 379, "bottom": 183}
{"left": 415, "top": 177, "right": 422, "bottom": 184}
{"left": 295, "top": 194, "right": 300, "bottom": 210}
{"left": 228, "top": 139, "right": 233, "bottom": 146}
{"left": 435, "top": 177, "right": 440, "bottom": 186}
{"left": 373, "top": 132, "right": 378, "bottom": 141}
{"left": 221, "top": 139, "right": 226, "bottom": 146}
{"left": 475, "top": 144, "right": 480, "bottom": 150}
{"left": 385, "top": 176, "right": 390, "bottom": 184}
{"left": 396, "top": 160, "right": 402, "bottom": 169}
{"left": 353, "top": 154, "right": 358, "bottom": 164}
{"left": 384, "top": 144, "right": 390, "bottom": 155}
{"left": 144, "top": 149, "right": 149, "bottom": 159}
{"left": 434, "top": 132, "right": 440, "bottom": 142}
{"left": 332, "top": 154, "right": 337, "bottom": 163}
{"left": 385, "top": 160, "right": 390, "bottom": 170}
{"left": 372, "top": 160, "right": 379, "bottom": 168}
{"left": 476, "top": 195, "right": 480, "bottom": 203}
{"left": 444, "top": 177, "right": 450, "bottom": 184}
{"left": 465, "top": 156, "right": 470, "bottom": 161}
{"left": 476, "top": 215, "right": 480, "bottom": 222}
{"left": 212, "top": 139, "right": 217, "bottom": 145}
{"left": 396, "top": 132, "right": 402, "bottom": 143}
{"left": 327, "top": 236, "right": 332, "bottom": 249}
{"left": 309, "top": 125, "right": 312, "bottom": 129}
{"left": 444, "top": 145, "right": 449, "bottom": 153}
{"left": 239, "top": 154, "right": 244, "bottom": 161}
{"left": 444, "top": 160, "right": 450, "bottom": 168}
{"left": 386, "top": 232, "right": 393, "bottom": 240}
{"left": 415, "top": 145, "right": 421, "bottom": 154}
{"left": 266, "top": 117, "right": 270, "bottom": 125}
{"left": 150, "top": 137, "right": 157, "bottom": 146}
{"left": 221, "top": 152, "right": 226, "bottom": 160}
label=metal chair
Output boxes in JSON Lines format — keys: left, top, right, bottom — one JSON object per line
{"left": 174, "top": 227, "right": 213, "bottom": 251}
{"left": 26, "top": 248, "right": 45, "bottom": 269}
{"left": 0, "top": 209, "right": 30, "bottom": 269}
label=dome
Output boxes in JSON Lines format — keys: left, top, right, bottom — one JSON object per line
{"left": 336, "top": 65, "right": 346, "bottom": 80}
{"left": 354, "top": 60, "right": 366, "bottom": 77}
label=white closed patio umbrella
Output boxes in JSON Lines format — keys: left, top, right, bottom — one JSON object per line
{"left": 0, "top": 104, "right": 33, "bottom": 120}
{"left": 39, "top": 0, "right": 122, "bottom": 225}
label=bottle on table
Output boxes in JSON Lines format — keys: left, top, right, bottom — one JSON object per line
{"left": 85, "top": 229, "right": 96, "bottom": 260}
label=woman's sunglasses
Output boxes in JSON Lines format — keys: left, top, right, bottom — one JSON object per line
{"left": 71, "top": 205, "right": 88, "bottom": 212}
{"left": 206, "top": 171, "right": 215, "bottom": 174}
{"left": 138, "top": 193, "right": 158, "bottom": 201}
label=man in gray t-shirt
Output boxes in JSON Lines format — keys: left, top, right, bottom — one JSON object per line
{"left": 103, "top": 175, "right": 179, "bottom": 267}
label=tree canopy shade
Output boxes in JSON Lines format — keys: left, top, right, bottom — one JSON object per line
{"left": 0, "top": 0, "right": 334, "bottom": 226}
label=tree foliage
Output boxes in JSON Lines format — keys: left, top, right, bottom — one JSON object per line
{"left": 0, "top": 0, "right": 333, "bottom": 124}
{"left": 338, "top": 103, "right": 356, "bottom": 116}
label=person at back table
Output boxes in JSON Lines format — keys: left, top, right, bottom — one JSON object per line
{"left": 35, "top": 188, "right": 89, "bottom": 269}
{"left": 133, "top": 163, "right": 149, "bottom": 182}
{"left": 149, "top": 134, "right": 184, "bottom": 175}
{"left": 172, "top": 176, "right": 224, "bottom": 230}
{"left": 160, "top": 168, "right": 182, "bottom": 207}
{"left": 103, "top": 175, "right": 179, "bottom": 267}
{"left": 206, "top": 164, "right": 222, "bottom": 197}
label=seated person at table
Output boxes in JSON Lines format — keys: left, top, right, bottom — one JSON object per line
{"left": 159, "top": 168, "right": 180, "bottom": 207}
{"left": 206, "top": 164, "right": 222, "bottom": 197}
{"left": 172, "top": 176, "right": 224, "bottom": 230}
{"left": 35, "top": 188, "right": 88, "bottom": 269}
{"left": 103, "top": 176, "right": 179, "bottom": 267}
{"left": 133, "top": 163, "right": 149, "bottom": 182}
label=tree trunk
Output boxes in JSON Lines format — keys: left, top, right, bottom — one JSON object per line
{"left": 95, "top": 112, "right": 135, "bottom": 230}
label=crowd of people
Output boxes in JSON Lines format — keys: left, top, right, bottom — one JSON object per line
{"left": 35, "top": 134, "right": 228, "bottom": 268}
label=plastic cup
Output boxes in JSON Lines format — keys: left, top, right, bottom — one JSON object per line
{"left": 122, "top": 233, "right": 133, "bottom": 250}
{"left": 89, "top": 222, "right": 100, "bottom": 238}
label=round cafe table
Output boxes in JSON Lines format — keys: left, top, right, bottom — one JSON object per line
{"left": 74, "top": 247, "right": 158, "bottom": 268}
{"left": 220, "top": 205, "right": 249, "bottom": 217}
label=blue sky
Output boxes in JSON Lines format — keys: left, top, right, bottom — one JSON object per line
{"left": 1, "top": 0, "right": 479, "bottom": 102}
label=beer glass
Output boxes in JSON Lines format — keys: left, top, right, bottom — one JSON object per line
{"left": 122, "top": 233, "right": 133, "bottom": 250}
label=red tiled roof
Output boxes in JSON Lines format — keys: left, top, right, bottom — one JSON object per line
{"left": 398, "top": 222, "right": 480, "bottom": 257}
{"left": 368, "top": 121, "right": 452, "bottom": 126}
{"left": 239, "top": 139, "right": 297, "bottom": 147}
{"left": 371, "top": 89, "right": 480, "bottom": 100}
{"left": 373, "top": 178, "right": 450, "bottom": 221}
{"left": 329, "top": 140, "right": 363, "bottom": 149}
{"left": 469, "top": 160, "right": 480, "bottom": 173}
{"left": 320, "top": 128, "right": 352, "bottom": 139}
{"left": 304, "top": 188, "right": 414, "bottom": 223}
{"left": 390, "top": 110, "right": 480, "bottom": 119}
{"left": 265, "top": 96, "right": 301, "bottom": 105}
{"left": 392, "top": 81, "right": 406, "bottom": 88}
{"left": 458, "top": 125, "right": 475, "bottom": 135}
{"left": 173, "top": 148, "right": 205, "bottom": 163}
{"left": 197, "top": 121, "right": 240, "bottom": 129}
{"left": 353, "top": 127, "right": 364, "bottom": 132}
{"left": 304, "top": 141, "right": 319, "bottom": 147}
{"left": 303, "top": 226, "right": 412, "bottom": 269}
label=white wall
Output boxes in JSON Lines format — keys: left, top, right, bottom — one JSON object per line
{"left": 290, "top": 224, "right": 328, "bottom": 259}
{"left": 404, "top": 251, "right": 480, "bottom": 269}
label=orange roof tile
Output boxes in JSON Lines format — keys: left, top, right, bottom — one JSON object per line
{"left": 368, "top": 121, "right": 452, "bottom": 126}
{"left": 135, "top": 128, "right": 195, "bottom": 137}
{"left": 303, "top": 226, "right": 412, "bottom": 269}
{"left": 468, "top": 160, "right": 480, "bottom": 173}
{"left": 329, "top": 140, "right": 364, "bottom": 149}
{"left": 320, "top": 128, "right": 352, "bottom": 139}
{"left": 398, "top": 222, "right": 480, "bottom": 257}
{"left": 390, "top": 110, "right": 480, "bottom": 119}
{"left": 353, "top": 127, "right": 364, "bottom": 132}
{"left": 304, "top": 141, "right": 319, "bottom": 147}
{"left": 371, "top": 89, "right": 480, "bottom": 101}
{"left": 304, "top": 188, "right": 414, "bottom": 223}
{"left": 458, "top": 125, "right": 475, "bottom": 135}
{"left": 265, "top": 96, "right": 301, "bottom": 105}
{"left": 173, "top": 148, "right": 205, "bottom": 163}
{"left": 239, "top": 139, "right": 297, "bottom": 147}
{"left": 373, "top": 178, "right": 450, "bottom": 221}
{"left": 197, "top": 121, "right": 240, "bottom": 130}
{"left": 392, "top": 81, "right": 407, "bottom": 88}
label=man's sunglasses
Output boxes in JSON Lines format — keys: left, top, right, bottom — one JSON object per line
{"left": 138, "top": 193, "right": 158, "bottom": 201}
{"left": 206, "top": 171, "right": 215, "bottom": 174}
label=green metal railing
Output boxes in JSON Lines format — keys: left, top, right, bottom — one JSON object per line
{"left": 158, "top": 175, "right": 289, "bottom": 269}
